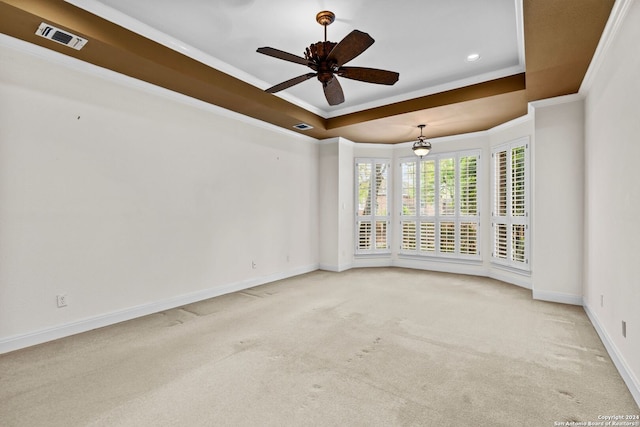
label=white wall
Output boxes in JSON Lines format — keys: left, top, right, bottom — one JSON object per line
{"left": 0, "top": 37, "right": 319, "bottom": 352}
{"left": 318, "top": 138, "right": 340, "bottom": 270}
{"left": 530, "top": 97, "right": 585, "bottom": 305}
{"left": 338, "top": 139, "right": 355, "bottom": 270}
{"left": 582, "top": 0, "right": 640, "bottom": 404}
{"left": 318, "top": 137, "right": 355, "bottom": 272}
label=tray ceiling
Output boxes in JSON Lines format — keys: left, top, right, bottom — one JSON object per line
{"left": 0, "top": 0, "right": 614, "bottom": 143}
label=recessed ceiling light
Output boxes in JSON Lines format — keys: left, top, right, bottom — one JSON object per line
{"left": 466, "top": 53, "right": 481, "bottom": 62}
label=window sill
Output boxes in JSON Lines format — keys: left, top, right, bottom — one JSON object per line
{"left": 490, "top": 262, "right": 531, "bottom": 276}
{"left": 397, "top": 253, "right": 483, "bottom": 266}
{"left": 354, "top": 252, "right": 392, "bottom": 258}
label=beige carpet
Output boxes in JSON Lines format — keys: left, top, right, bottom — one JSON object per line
{"left": 1, "top": 268, "right": 638, "bottom": 426}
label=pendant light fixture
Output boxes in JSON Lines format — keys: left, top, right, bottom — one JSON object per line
{"left": 412, "top": 124, "right": 431, "bottom": 158}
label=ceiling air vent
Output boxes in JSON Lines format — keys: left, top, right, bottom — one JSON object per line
{"left": 36, "top": 23, "right": 88, "bottom": 50}
{"left": 293, "top": 123, "right": 314, "bottom": 131}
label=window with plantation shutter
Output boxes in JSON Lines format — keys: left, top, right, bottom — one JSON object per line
{"left": 356, "top": 159, "right": 391, "bottom": 254}
{"left": 491, "top": 138, "right": 530, "bottom": 270}
{"left": 399, "top": 150, "right": 480, "bottom": 260}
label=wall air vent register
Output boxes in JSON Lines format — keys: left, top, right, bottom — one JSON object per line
{"left": 36, "top": 22, "right": 88, "bottom": 50}
{"left": 293, "top": 123, "right": 314, "bottom": 131}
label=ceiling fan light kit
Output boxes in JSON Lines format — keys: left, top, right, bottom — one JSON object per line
{"left": 257, "top": 10, "right": 399, "bottom": 106}
{"left": 412, "top": 124, "right": 432, "bottom": 158}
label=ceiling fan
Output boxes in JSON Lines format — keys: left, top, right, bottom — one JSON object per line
{"left": 257, "top": 11, "right": 399, "bottom": 106}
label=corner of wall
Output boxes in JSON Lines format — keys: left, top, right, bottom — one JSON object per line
{"left": 583, "top": 300, "right": 640, "bottom": 407}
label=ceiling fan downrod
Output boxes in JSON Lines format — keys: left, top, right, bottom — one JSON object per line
{"left": 316, "top": 10, "right": 335, "bottom": 42}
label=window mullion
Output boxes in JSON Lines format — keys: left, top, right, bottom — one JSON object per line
{"left": 434, "top": 155, "right": 441, "bottom": 255}
{"left": 370, "top": 165, "right": 377, "bottom": 248}
{"left": 415, "top": 160, "right": 421, "bottom": 252}
{"left": 455, "top": 154, "right": 460, "bottom": 255}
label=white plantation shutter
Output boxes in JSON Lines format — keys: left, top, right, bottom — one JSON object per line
{"left": 511, "top": 145, "right": 526, "bottom": 217}
{"left": 494, "top": 223, "right": 508, "bottom": 259}
{"left": 375, "top": 220, "right": 388, "bottom": 250}
{"left": 420, "top": 160, "right": 436, "bottom": 216}
{"left": 357, "top": 163, "right": 372, "bottom": 216}
{"left": 459, "top": 154, "right": 479, "bottom": 256}
{"left": 495, "top": 150, "right": 508, "bottom": 217}
{"left": 401, "top": 162, "right": 416, "bottom": 216}
{"left": 439, "top": 158, "right": 456, "bottom": 217}
{"left": 399, "top": 150, "right": 480, "bottom": 260}
{"left": 491, "top": 138, "right": 530, "bottom": 270}
{"left": 460, "top": 222, "right": 478, "bottom": 255}
{"left": 400, "top": 160, "right": 419, "bottom": 254}
{"left": 420, "top": 222, "right": 436, "bottom": 252}
{"left": 402, "top": 221, "right": 417, "bottom": 251}
{"left": 439, "top": 222, "right": 456, "bottom": 253}
{"left": 375, "top": 167, "right": 388, "bottom": 216}
{"left": 355, "top": 159, "right": 391, "bottom": 254}
{"left": 512, "top": 224, "right": 526, "bottom": 263}
{"left": 357, "top": 221, "right": 372, "bottom": 250}
{"left": 460, "top": 155, "right": 478, "bottom": 216}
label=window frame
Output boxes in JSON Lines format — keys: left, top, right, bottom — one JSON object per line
{"left": 398, "top": 149, "right": 481, "bottom": 261}
{"left": 354, "top": 158, "right": 391, "bottom": 255}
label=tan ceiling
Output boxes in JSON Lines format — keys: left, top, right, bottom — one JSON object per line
{"left": 0, "top": 0, "right": 614, "bottom": 143}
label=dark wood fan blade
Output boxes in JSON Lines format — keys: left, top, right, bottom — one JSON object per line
{"left": 337, "top": 67, "right": 399, "bottom": 85}
{"left": 323, "top": 77, "right": 345, "bottom": 106}
{"left": 266, "top": 73, "right": 317, "bottom": 93}
{"left": 257, "top": 47, "right": 311, "bottom": 66}
{"left": 326, "top": 30, "right": 375, "bottom": 67}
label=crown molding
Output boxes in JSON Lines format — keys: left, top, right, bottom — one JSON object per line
{"left": 529, "top": 93, "right": 584, "bottom": 110}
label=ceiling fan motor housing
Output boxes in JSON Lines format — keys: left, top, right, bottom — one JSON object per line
{"left": 305, "top": 41, "right": 338, "bottom": 83}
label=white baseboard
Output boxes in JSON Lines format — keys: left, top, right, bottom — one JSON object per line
{"left": 532, "top": 289, "right": 583, "bottom": 306}
{"left": 583, "top": 301, "right": 640, "bottom": 407}
{"left": 0, "top": 264, "right": 319, "bottom": 355}
{"left": 318, "top": 263, "right": 353, "bottom": 272}
{"left": 488, "top": 269, "right": 532, "bottom": 290}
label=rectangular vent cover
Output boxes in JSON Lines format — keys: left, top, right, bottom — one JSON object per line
{"left": 36, "top": 23, "right": 88, "bottom": 50}
{"left": 293, "top": 123, "right": 314, "bottom": 131}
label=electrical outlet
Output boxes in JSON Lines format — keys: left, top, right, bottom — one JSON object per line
{"left": 56, "top": 294, "right": 68, "bottom": 308}
{"left": 251, "top": 261, "right": 256, "bottom": 269}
